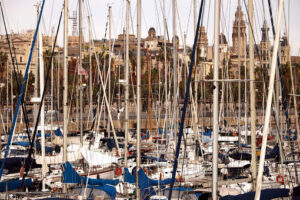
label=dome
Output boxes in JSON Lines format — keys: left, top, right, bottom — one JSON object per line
{"left": 148, "top": 27, "right": 156, "bottom": 38}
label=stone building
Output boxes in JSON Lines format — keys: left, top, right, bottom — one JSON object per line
{"left": 0, "top": 30, "right": 55, "bottom": 75}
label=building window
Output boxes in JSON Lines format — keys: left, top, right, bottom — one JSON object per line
{"left": 20, "top": 56, "right": 22, "bottom": 63}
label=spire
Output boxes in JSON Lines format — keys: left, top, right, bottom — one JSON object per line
{"left": 235, "top": 4, "right": 244, "bottom": 21}
{"left": 261, "top": 20, "right": 269, "bottom": 42}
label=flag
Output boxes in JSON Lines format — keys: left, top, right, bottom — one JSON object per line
{"left": 78, "top": 63, "right": 88, "bottom": 80}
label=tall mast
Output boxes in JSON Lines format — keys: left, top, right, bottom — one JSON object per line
{"left": 34, "top": 5, "right": 39, "bottom": 123}
{"left": 136, "top": 0, "right": 141, "bottom": 198}
{"left": 63, "top": 0, "right": 69, "bottom": 193}
{"left": 89, "top": 12, "right": 93, "bottom": 115}
{"left": 51, "top": 27, "right": 54, "bottom": 136}
{"left": 79, "top": 0, "right": 83, "bottom": 149}
{"left": 194, "top": 0, "right": 198, "bottom": 137}
{"left": 163, "top": 0, "right": 168, "bottom": 140}
{"left": 212, "top": 0, "right": 220, "bottom": 199}
{"left": 10, "top": 56, "right": 12, "bottom": 121}
{"left": 172, "top": 0, "right": 177, "bottom": 143}
{"left": 57, "top": 54, "right": 60, "bottom": 121}
{"left": 108, "top": 6, "right": 112, "bottom": 134}
{"left": 254, "top": 0, "right": 284, "bottom": 198}
{"left": 6, "top": 59, "right": 8, "bottom": 139}
{"left": 244, "top": 37, "right": 247, "bottom": 144}
{"left": 237, "top": 0, "right": 241, "bottom": 147}
{"left": 147, "top": 49, "right": 152, "bottom": 135}
{"left": 38, "top": 19, "right": 46, "bottom": 191}
{"left": 124, "top": 0, "right": 130, "bottom": 194}
{"left": 249, "top": 0, "right": 257, "bottom": 190}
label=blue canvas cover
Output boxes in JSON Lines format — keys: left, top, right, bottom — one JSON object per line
{"left": 138, "top": 168, "right": 172, "bottom": 189}
{"left": 12, "top": 141, "right": 30, "bottom": 147}
{"left": 124, "top": 168, "right": 135, "bottom": 184}
{"left": 220, "top": 188, "right": 289, "bottom": 200}
{"left": 62, "top": 162, "right": 119, "bottom": 186}
{"left": 0, "top": 178, "right": 32, "bottom": 192}
{"left": 55, "top": 128, "right": 63, "bottom": 136}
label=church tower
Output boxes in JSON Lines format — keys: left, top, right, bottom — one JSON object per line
{"left": 197, "top": 26, "right": 208, "bottom": 60}
{"left": 232, "top": 5, "right": 247, "bottom": 56}
{"left": 280, "top": 35, "right": 289, "bottom": 65}
{"left": 260, "top": 20, "right": 270, "bottom": 68}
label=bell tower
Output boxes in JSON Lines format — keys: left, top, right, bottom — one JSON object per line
{"left": 232, "top": 5, "right": 247, "bottom": 56}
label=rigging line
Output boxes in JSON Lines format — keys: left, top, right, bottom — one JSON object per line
{"left": 158, "top": 0, "right": 170, "bottom": 41}
{"left": 0, "top": 2, "right": 31, "bottom": 140}
{"left": 154, "top": 0, "right": 162, "bottom": 36}
{"left": 141, "top": 7, "right": 149, "bottom": 33}
{"left": 220, "top": 0, "right": 228, "bottom": 36}
{"left": 47, "top": 0, "right": 55, "bottom": 36}
{"left": 0, "top": 0, "right": 46, "bottom": 180}
{"left": 253, "top": 0, "right": 262, "bottom": 43}
{"left": 175, "top": 0, "right": 199, "bottom": 131}
{"left": 67, "top": 61, "right": 78, "bottom": 125}
{"left": 41, "top": 14, "right": 48, "bottom": 36}
{"left": 225, "top": 0, "right": 230, "bottom": 46}
{"left": 261, "top": 0, "right": 267, "bottom": 21}
{"left": 242, "top": 0, "right": 267, "bottom": 84}
{"left": 86, "top": 15, "right": 121, "bottom": 153}
{"left": 256, "top": 0, "right": 265, "bottom": 27}
{"left": 185, "top": 0, "right": 193, "bottom": 35}
{"left": 129, "top": 2, "right": 135, "bottom": 35}
{"left": 84, "top": 0, "right": 100, "bottom": 129}
{"left": 82, "top": 0, "right": 94, "bottom": 127}
{"left": 205, "top": 0, "right": 211, "bottom": 40}
{"left": 21, "top": 9, "right": 63, "bottom": 186}
{"left": 168, "top": 0, "right": 205, "bottom": 199}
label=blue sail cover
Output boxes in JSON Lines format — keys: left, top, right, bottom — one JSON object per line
{"left": 62, "top": 162, "right": 119, "bottom": 186}
{"left": 62, "top": 162, "right": 81, "bottom": 184}
{"left": 138, "top": 168, "right": 172, "bottom": 189}
{"left": 124, "top": 168, "right": 135, "bottom": 184}
{"left": 37, "top": 132, "right": 51, "bottom": 138}
{"left": 0, "top": 178, "right": 32, "bottom": 192}
{"left": 82, "top": 177, "right": 119, "bottom": 186}
{"left": 55, "top": 128, "right": 63, "bottom": 137}
{"left": 220, "top": 188, "right": 289, "bottom": 200}
{"left": 12, "top": 141, "right": 30, "bottom": 147}
{"left": 35, "top": 141, "right": 53, "bottom": 154}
